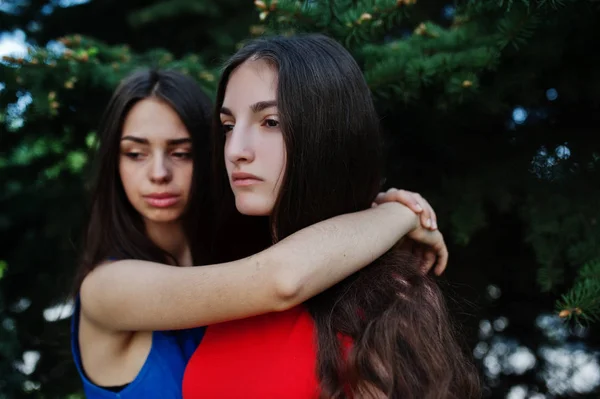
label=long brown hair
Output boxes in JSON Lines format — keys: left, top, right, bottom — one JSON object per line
{"left": 74, "top": 69, "right": 214, "bottom": 292}
{"left": 212, "top": 35, "right": 481, "bottom": 398}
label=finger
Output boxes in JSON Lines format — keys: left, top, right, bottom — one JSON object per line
{"left": 421, "top": 251, "right": 437, "bottom": 273}
{"left": 414, "top": 194, "right": 435, "bottom": 230}
{"left": 414, "top": 198, "right": 431, "bottom": 229}
{"left": 419, "top": 195, "right": 438, "bottom": 230}
{"left": 424, "top": 204, "right": 436, "bottom": 230}
{"left": 374, "top": 191, "right": 404, "bottom": 207}
{"left": 420, "top": 211, "right": 432, "bottom": 230}
{"left": 375, "top": 189, "right": 423, "bottom": 214}
{"left": 434, "top": 244, "right": 449, "bottom": 275}
{"left": 430, "top": 206, "right": 438, "bottom": 230}
{"left": 394, "top": 189, "right": 423, "bottom": 213}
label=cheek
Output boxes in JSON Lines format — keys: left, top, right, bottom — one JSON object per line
{"left": 259, "top": 135, "right": 286, "bottom": 171}
{"left": 273, "top": 136, "right": 286, "bottom": 176}
{"left": 224, "top": 154, "right": 233, "bottom": 174}
{"left": 180, "top": 163, "right": 194, "bottom": 193}
{"left": 223, "top": 140, "right": 234, "bottom": 173}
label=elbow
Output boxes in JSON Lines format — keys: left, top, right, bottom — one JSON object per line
{"left": 79, "top": 267, "right": 115, "bottom": 327}
{"left": 79, "top": 273, "right": 101, "bottom": 323}
{"left": 270, "top": 265, "right": 305, "bottom": 312}
{"left": 252, "top": 249, "right": 307, "bottom": 312}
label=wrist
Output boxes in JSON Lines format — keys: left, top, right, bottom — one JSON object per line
{"left": 376, "top": 202, "right": 419, "bottom": 232}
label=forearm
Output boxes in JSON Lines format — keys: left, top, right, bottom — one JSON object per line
{"left": 262, "top": 202, "right": 418, "bottom": 308}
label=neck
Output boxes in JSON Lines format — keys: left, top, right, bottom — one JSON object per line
{"left": 145, "top": 220, "right": 192, "bottom": 266}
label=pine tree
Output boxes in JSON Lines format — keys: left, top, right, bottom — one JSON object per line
{"left": 1, "top": 1, "right": 599, "bottom": 397}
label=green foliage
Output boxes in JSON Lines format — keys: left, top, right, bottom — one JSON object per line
{"left": 557, "top": 259, "right": 600, "bottom": 323}
{"left": 464, "top": 0, "right": 578, "bottom": 12}
{"left": 0, "top": 261, "right": 7, "bottom": 280}
{"left": 259, "top": 0, "right": 517, "bottom": 108}
{"left": 1, "top": 0, "right": 600, "bottom": 397}
{"left": 128, "top": 0, "right": 221, "bottom": 27}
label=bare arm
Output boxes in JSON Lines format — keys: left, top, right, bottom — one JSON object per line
{"left": 80, "top": 202, "right": 420, "bottom": 332}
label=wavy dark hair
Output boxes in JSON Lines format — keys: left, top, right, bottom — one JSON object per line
{"left": 74, "top": 69, "right": 214, "bottom": 292}
{"left": 212, "top": 35, "right": 481, "bottom": 398}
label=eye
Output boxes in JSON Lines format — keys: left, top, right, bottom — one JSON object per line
{"left": 263, "top": 118, "right": 279, "bottom": 128}
{"left": 125, "top": 152, "right": 143, "bottom": 160}
{"left": 221, "top": 123, "right": 234, "bottom": 134}
{"left": 172, "top": 151, "right": 192, "bottom": 159}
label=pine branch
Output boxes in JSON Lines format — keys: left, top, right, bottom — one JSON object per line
{"left": 361, "top": 29, "right": 498, "bottom": 108}
{"left": 494, "top": 7, "right": 541, "bottom": 50}
{"left": 257, "top": 1, "right": 516, "bottom": 107}
{"left": 462, "top": 0, "right": 579, "bottom": 13}
{"left": 253, "top": 0, "right": 316, "bottom": 32}
{"left": 537, "top": 261, "right": 565, "bottom": 292}
{"left": 332, "top": 0, "right": 414, "bottom": 48}
{"left": 259, "top": 0, "right": 414, "bottom": 47}
{"left": 579, "top": 259, "right": 600, "bottom": 280}
{"left": 557, "top": 259, "right": 600, "bottom": 324}
{"left": 128, "top": 0, "right": 220, "bottom": 28}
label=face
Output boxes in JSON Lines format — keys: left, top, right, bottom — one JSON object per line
{"left": 119, "top": 97, "right": 193, "bottom": 225}
{"left": 221, "top": 59, "right": 286, "bottom": 216}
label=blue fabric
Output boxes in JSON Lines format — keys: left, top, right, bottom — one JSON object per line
{"left": 71, "top": 297, "right": 205, "bottom": 398}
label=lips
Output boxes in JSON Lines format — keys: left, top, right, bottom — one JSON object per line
{"left": 143, "top": 193, "right": 180, "bottom": 208}
{"left": 231, "top": 172, "right": 263, "bottom": 187}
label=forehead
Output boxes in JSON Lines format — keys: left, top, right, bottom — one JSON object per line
{"left": 122, "top": 97, "right": 190, "bottom": 140}
{"left": 222, "top": 59, "right": 278, "bottom": 108}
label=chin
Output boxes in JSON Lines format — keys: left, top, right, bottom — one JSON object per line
{"left": 235, "top": 196, "right": 273, "bottom": 216}
{"left": 142, "top": 209, "right": 183, "bottom": 224}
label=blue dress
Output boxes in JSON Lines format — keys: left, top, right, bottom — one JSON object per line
{"left": 71, "top": 297, "right": 205, "bottom": 398}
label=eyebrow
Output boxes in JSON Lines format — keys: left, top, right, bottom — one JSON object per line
{"left": 220, "top": 100, "right": 278, "bottom": 116}
{"left": 120, "top": 136, "right": 192, "bottom": 145}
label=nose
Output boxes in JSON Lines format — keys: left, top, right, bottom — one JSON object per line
{"left": 149, "top": 152, "right": 172, "bottom": 184}
{"left": 225, "top": 125, "right": 255, "bottom": 165}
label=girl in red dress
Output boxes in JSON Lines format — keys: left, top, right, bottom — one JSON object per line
{"left": 183, "top": 34, "right": 481, "bottom": 398}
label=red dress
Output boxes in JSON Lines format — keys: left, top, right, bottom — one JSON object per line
{"left": 182, "top": 305, "right": 321, "bottom": 398}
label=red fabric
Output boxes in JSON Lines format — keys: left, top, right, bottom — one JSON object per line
{"left": 182, "top": 306, "right": 321, "bottom": 398}
{"left": 338, "top": 333, "right": 354, "bottom": 361}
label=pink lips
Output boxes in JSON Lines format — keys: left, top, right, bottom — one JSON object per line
{"left": 231, "top": 172, "right": 263, "bottom": 187}
{"left": 144, "top": 193, "right": 180, "bottom": 208}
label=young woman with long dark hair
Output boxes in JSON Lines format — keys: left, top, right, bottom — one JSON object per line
{"left": 182, "top": 34, "right": 480, "bottom": 399}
